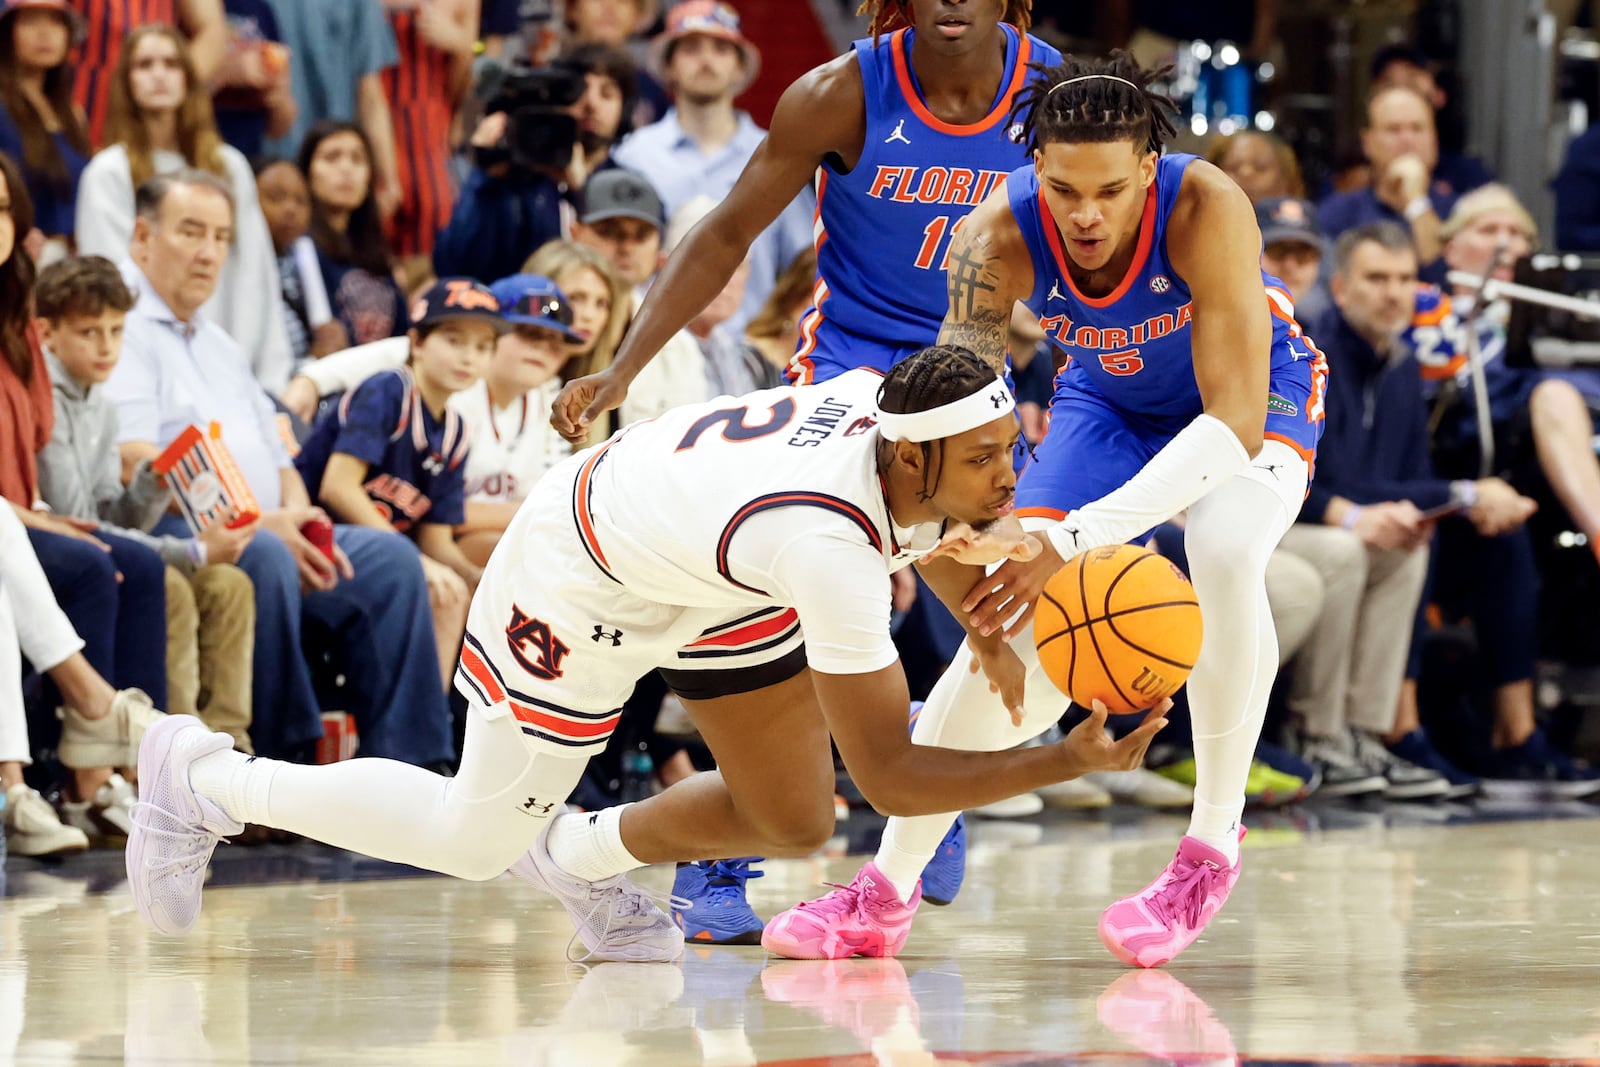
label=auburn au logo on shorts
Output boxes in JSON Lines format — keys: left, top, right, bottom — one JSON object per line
{"left": 506, "top": 606, "right": 571, "bottom": 680}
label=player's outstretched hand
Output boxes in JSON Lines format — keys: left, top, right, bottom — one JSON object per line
{"left": 1059, "top": 699, "right": 1170, "bottom": 775}
{"left": 922, "top": 515, "right": 1041, "bottom": 567}
{"left": 969, "top": 638, "right": 1026, "bottom": 725}
{"left": 551, "top": 369, "right": 627, "bottom": 444}
{"left": 961, "top": 537, "right": 1066, "bottom": 641}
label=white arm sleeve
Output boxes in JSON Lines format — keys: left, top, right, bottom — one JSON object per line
{"left": 732, "top": 510, "right": 898, "bottom": 676}
{"left": 1046, "top": 412, "right": 1251, "bottom": 560}
{"left": 295, "top": 336, "right": 411, "bottom": 397}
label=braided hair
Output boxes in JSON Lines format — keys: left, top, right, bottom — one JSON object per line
{"left": 878, "top": 344, "right": 998, "bottom": 501}
{"left": 1009, "top": 51, "right": 1179, "bottom": 156}
{"left": 858, "top": 0, "right": 1031, "bottom": 42}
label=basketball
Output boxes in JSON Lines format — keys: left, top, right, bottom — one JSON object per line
{"left": 1033, "top": 544, "right": 1203, "bottom": 715}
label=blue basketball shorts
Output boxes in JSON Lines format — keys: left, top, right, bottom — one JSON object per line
{"left": 1015, "top": 352, "right": 1325, "bottom": 527}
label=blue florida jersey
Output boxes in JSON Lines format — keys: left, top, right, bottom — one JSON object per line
{"left": 295, "top": 367, "right": 471, "bottom": 532}
{"left": 1007, "top": 153, "right": 1323, "bottom": 436}
{"left": 791, "top": 23, "right": 1062, "bottom": 384}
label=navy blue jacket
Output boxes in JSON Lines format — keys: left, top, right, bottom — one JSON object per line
{"left": 1301, "top": 308, "right": 1453, "bottom": 523}
{"left": 1555, "top": 125, "right": 1600, "bottom": 251}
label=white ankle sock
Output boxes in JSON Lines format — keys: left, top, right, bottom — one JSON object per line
{"left": 187, "top": 746, "right": 278, "bottom": 827}
{"left": 1185, "top": 798, "right": 1243, "bottom": 865}
{"left": 874, "top": 844, "right": 928, "bottom": 903}
{"left": 546, "top": 805, "right": 644, "bottom": 881}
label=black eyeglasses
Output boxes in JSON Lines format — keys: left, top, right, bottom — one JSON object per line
{"left": 513, "top": 292, "right": 573, "bottom": 326}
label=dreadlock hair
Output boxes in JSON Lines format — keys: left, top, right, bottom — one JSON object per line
{"left": 878, "top": 344, "right": 998, "bottom": 501}
{"left": 858, "top": 0, "right": 1031, "bottom": 42}
{"left": 1009, "top": 51, "right": 1178, "bottom": 157}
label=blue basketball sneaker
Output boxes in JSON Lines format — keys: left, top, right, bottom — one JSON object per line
{"left": 673, "top": 858, "right": 766, "bottom": 945}
{"left": 918, "top": 815, "right": 966, "bottom": 906}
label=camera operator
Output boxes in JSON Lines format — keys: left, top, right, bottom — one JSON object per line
{"left": 434, "top": 43, "right": 637, "bottom": 283}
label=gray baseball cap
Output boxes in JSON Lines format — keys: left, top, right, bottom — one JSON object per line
{"left": 581, "top": 169, "right": 665, "bottom": 229}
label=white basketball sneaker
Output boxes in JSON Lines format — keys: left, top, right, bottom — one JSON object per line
{"left": 125, "top": 715, "right": 242, "bottom": 935}
{"left": 509, "top": 819, "right": 685, "bottom": 963}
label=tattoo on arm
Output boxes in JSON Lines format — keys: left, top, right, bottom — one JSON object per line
{"left": 938, "top": 307, "right": 1012, "bottom": 373}
{"left": 947, "top": 241, "right": 999, "bottom": 320}
{"left": 940, "top": 228, "right": 1010, "bottom": 373}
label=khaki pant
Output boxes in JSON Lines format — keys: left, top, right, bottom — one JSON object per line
{"left": 1277, "top": 525, "right": 1430, "bottom": 739}
{"left": 1266, "top": 547, "right": 1326, "bottom": 668}
{"left": 164, "top": 564, "right": 255, "bottom": 753}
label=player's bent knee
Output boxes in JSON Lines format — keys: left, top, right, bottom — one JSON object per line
{"left": 745, "top": 801, "right": 835, "bottom": 856}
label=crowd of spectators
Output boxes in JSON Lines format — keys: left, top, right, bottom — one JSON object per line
{"left": 4, "top": 0, "right": 1600, "bottom": 859}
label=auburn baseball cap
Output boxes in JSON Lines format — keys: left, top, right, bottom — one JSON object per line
{"left": 1256, "top": 197, "right": 1324, "bottom": 251}
{"left": 410, "top": 277, "right": 512, "bottom": 335}
{"left": 0, "top": 0, "right": 86, "bottom": 43}
{"left": 580, "top": 168, "right": 665, "bottom": 229}
{"left": 488, "top": 274, "right": 583, "bottom": 342}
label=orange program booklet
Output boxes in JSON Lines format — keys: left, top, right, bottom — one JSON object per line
{"left": 151, "top": 423, "right": 261, "bottom": 533}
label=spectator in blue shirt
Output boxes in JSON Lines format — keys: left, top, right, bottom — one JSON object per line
{"left": 296, "top": 277, "right": 504, "bottom": 691}
{"left": 299, "top": 119, "right": 408, "bottom": 346}
{"left": 212, "top": 0, "right": 296, "bottom": 160}
{"left": 264, "top": 0, "right": 401, "bottom": 220}
{"left": 614, "top": 1, "right": 812, "bottom": 332}
{"left": 1318, "top": 85, "right": 1456, "bottom": 285}
{"left": 1368, "top": 43, "right": 1493, "bottom": 200}
{"left": 0, "top": 0, "right": 91, "bottom": 253}
{"left": 105, "top": 167, "right": 456, "bottom": 768}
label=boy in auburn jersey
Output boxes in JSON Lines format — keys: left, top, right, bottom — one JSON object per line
{"left": 551, "top": 0, "right": 1062, "bottom": 437}
{"left": 123, "top": 345, "right": 1169, "bottom": 961}
{"left": 769, "top": 54, "right": 1328, "bottom": 968}
{"left": 294, "top": 277, "right": 504, "bottom": 690}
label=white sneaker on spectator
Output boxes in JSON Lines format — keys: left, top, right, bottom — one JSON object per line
{"left": 1086, "top": 768, "right": 1195, "bottom": 809}
{"left": 59, "top": 688, "right": 164, "bottom": 769}
{"left": 971, "top": 792, "right": 1045, "bottom": 818}
{"left": 61, "top": 772, "right": 137, "bottom": 838}
{"left": 125, "top": 715, "right": 243, "bottom": 935}
{"left": 1036, "top": 777, "right": 1114, "bottom": 809}
{"left": 4, "top": 783, "right": 89, "bottom": 856}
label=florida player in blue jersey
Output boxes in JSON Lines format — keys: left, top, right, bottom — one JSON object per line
{"left": 552, "top": 0, "right": 1060, "bottom": 433}
{"left": 766, "top": 53, "right": 1329, "bottom": 967}
{"left": 550, "top": 0, "right": 1059, "bottom": 944}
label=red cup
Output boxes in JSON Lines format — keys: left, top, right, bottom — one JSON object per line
{"left": 300, "top": 516, "right": 336, "bottom": 563}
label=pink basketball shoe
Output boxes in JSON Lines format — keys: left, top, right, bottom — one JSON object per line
{"left": 761, "top": 862, "right": 921, "bottom": 960}
{"left": 1098, "top": 829, "right": 1246, "bottom": 969}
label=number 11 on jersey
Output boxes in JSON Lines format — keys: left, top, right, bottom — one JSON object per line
{"left": 914, "top": 215, "right": 965, "bottom": 271}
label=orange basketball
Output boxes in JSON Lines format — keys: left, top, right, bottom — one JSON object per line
{"left": 1033, "top": 543, "right": 1203, "bottom": 715}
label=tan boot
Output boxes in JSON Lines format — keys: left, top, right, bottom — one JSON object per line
{"left": 58, "top": 688, "right": 165, "bottom": 769}
{"left": 5, "top": 783, "right": 90, "bottom": 856}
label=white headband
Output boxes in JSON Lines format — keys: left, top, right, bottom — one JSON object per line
{"left": 1045, "top": 73, "right": 1140, "bottom": 98}
{"left": 876, "top": 377, "right": 1015, "bottom": 443}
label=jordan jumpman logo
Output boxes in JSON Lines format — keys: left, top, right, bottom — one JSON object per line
{"left": 1048, "top": 280, "right": 1065, "bottom": 302}
{"left": 885, "top": 118, "right": 911, "bottom": 145}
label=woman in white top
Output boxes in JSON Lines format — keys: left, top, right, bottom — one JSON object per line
{"left": 74, "top": 23, "right": 290, "bottom": 393}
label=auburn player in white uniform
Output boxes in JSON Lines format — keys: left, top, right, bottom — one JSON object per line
{"left": 123, "top": 346, "right": 1168, "bottom": 961}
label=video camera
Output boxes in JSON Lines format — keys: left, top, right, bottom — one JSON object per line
{"left": 1505, "top": 253, "right": 1600, "bottom": 369}
{"left": 476, "top": 58, "right": 587, "bottom": 176}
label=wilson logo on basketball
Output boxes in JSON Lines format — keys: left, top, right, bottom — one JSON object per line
{"left": 1130, "top": 666, "right": 1180, "bottom": 701}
